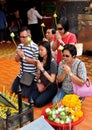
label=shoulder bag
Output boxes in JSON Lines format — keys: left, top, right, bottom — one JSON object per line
{"left": 20, "top": 71, "right": 34, "bottom": 86}
{"left": 72, "top": 62, "right": 92, "bottom": 97}
{"left": 20, "top": 45, "right": 35, "bottom": 86}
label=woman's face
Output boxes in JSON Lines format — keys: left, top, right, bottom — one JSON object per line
{"left": 62, "top": 50, "right": 74, "bottom": 64}
{"left": 39, "top": 45, "right": 47, "bottom": 58}
{"left": 57, "top": 24, "right": 65, "bottom": 35}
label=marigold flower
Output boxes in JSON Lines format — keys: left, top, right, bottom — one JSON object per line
{"left": 46, "top": 94, "right": 83, "bottom": 124}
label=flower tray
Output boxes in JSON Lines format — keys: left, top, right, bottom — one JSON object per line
{"left": 41, "top": 105, "right": 84, "bottom": 129}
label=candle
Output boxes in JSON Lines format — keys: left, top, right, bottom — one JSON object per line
{"left": 2, "top": 86, "right": 5, "bottom": 95}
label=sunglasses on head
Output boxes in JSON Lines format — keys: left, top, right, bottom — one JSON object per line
{"left": 62, "top": 54, "right": 70, "bottom": 58}
{"left": 57, "top": 27, "right": 63, "bottom": 30}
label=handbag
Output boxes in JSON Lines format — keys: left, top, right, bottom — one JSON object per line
{"left": 36, "top": 81, "right": 51, "bottom": 93}
{"left": 72, "top": 78, "right": 92, "bottom": 97}
{"left": 19, "top": 45, "right": 36, "bottom": 86}
{"left": 72, "top": 61, "right": 92, "bottom": 97}
{"left": 20, "top": 72, "right": 34, "bottom": 86}
{"left": 36, "top": 82, "right": 47, "bottom": 93}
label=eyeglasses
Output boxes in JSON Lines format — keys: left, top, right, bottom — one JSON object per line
{"left": 20, "top": 36, "right": 28, "bottom": 38}
{"left": 62, "top": 54, "right": 70, "bottom": 58}
{"left": 57, "top": 27, "right": 63, "bottom": 30}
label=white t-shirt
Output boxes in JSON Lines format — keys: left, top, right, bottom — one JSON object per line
{"left": 50, "top": 41, "right": 57, "bottom": 60}
{"left": 27, "top": 8, "right": 42, "bottom": 25}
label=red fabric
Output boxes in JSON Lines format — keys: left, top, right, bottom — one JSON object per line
{"left": 56, "top": 32, "right": 77, "bottom": 65}
{"left": 53, "top": 34, "right": 56, "bottom": 41}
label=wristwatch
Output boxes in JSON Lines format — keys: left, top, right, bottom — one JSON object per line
{"left": 23, "top": 55, "right": 26, "bottom": 60}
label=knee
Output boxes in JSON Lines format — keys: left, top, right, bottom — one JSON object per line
{"left": 34, "top": 99, "right": 44, "bottom": 107}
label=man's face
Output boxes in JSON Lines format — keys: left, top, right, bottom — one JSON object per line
{"left": 19, "top": 30, "right": 31, "bottom": 45}
{"left": 45, "top": 29, "right": 53, "bottom": 42}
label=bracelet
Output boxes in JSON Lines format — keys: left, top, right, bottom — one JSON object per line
{"left": 41, "top": 69, "right": 45, "bottom": 74}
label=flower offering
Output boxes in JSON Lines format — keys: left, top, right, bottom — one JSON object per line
{"left": 53, "top": 13, "right": 57, "bottom": 29}
{"left": 41, "top": 23, "right": 45, "bottom": 38}
{"left": 45, "top": 94, "right": 83, "bottom": 124}
{"left": 10, "top": 32, "right": 17, "bottom": 48}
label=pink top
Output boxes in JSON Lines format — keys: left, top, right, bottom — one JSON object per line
{"left": 57, "top": 32, "right": 77, "bottom": 65}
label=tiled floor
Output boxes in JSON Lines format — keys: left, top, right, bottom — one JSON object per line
{"left": 0, "top": 42, "right": 92, "bottom": 130}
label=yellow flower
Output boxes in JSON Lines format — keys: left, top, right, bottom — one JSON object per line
{"left": 74, "top": 116, "right": 79, "bottom": 122}
{"left": 52, "top": 94, "right": 83, "bottom": 123}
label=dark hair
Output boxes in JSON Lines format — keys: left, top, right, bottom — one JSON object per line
{"left": 52, "top": 28, "right": 56, "bottom": 34}
{"left": 46, "top": 27, "right": 56, "bottom": 34}
{"left": 19, "top": 26, "right": 31, "bottom": 34}
{"left": 31, "top": 2, "right": 36, "bottom": 8}
{"left": 38, "top": 41, "right": 52, "bottom": 70}
{"left": 62, "top": 44, "right": 77, "bottom": 57}
{"left": 58, "top": 17, "right": 69, "bottom": 33}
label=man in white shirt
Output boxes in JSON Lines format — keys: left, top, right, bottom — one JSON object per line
{"left": 27, "top": 4, "right": 44, "bottom": 43}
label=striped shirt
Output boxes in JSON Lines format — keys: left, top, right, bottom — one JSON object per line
{"left": 17, "top": 41, "right": 39, "bottom": 78}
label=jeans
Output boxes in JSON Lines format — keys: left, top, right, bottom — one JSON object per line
{"left": 29, "top": 82, "right": 58, "bottom": 107}
{"left": 52, "top": 88, "right": 67, "bottom": 104}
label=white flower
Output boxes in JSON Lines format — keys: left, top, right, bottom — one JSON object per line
{"left": 58, "top": 45, "right": 64, "bottom": 51}
{"left": 65, "top": 117, "right": 71, "bottom": 123}
{"left": 55, "top": 118, "right": 60, "bottom": 123}
{"left": 45, "top": 108, "right": 51, "bottom": 113}
{"left": 10, "top": 32, "right": 15, "bottom": 38}
{"left": 27, "top": 37, "right": 31, "bottom": 43}
{"left": 60, "top": 120, "right": 65, "bottom": 124}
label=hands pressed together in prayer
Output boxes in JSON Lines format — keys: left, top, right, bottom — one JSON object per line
{"left": 36, "top": 60, "right": 43, "bottom": 71}
{"left": 56, "top": 62, "right": 72, "bottom": 83}
{"left": 62, "top": 63, "right": 72, "bottom": 75}
{"left": 56, "top": 31, "right": 65, "bottom": 46}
